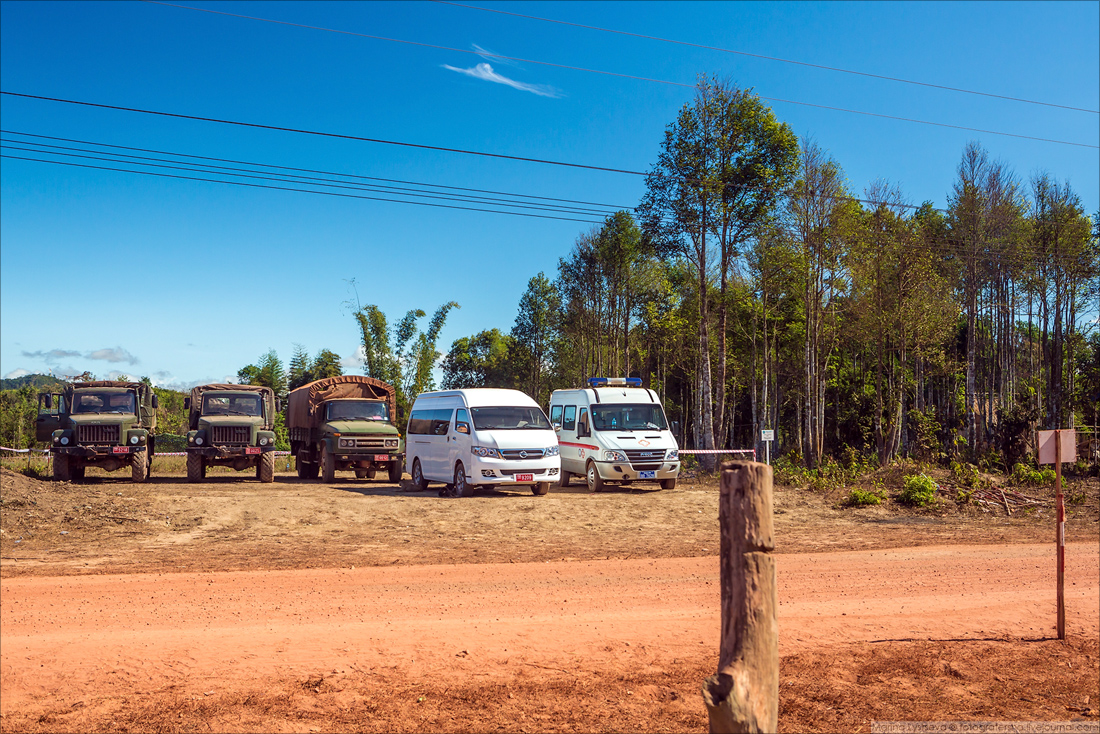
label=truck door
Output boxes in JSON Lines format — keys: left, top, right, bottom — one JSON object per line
{"left": 35, "top": 393, "right": 64, "bottom": 442}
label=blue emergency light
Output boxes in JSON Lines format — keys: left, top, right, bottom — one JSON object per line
{"left": 587, "top": 377, "right": 643, "bottom": 387}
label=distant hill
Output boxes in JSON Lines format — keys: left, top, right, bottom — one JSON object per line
{"left": 0, "top": 374, "right": 67, "bottom": 392}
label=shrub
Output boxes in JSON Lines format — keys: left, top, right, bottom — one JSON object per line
{"left": 899, "top": 473, "right": 939, "bottom": 506}
{"left": 1011, "top": 462, "right": 1055, "bottom": 486}
{"left": 846, "top": 487, "right": 885, "bottom": 506}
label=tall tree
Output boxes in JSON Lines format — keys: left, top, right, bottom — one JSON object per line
{"left": 237, "top": 349, "right": 287, "bottom": 397}
{"left": 511, "top": 272, "right": 561, "bottom": 404}
{"left": 441, "top": 329, "right": 516, "bottom": 389}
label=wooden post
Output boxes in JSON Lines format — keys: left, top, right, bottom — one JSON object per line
{"left": 1055, "top": 430, "right": 1065, "bottom": 640}
{"left": 702, "top": 461, "right": 777, "bottom": 734}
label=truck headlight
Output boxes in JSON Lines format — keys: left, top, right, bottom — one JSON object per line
{"left": 60, "top": 436, "right": 69, "bottom": 445}
{"left": 666, "top": 449, "right": 679, "bottom": 460}
{"left": 260, "top": 437, "right": 268, "bottom": 446}
{"left": 385, "top": 438, "right": 399, "bottom": 448}
{"left": 195, "top": 436, "right": 203, "bottom": 445}
{"left": 339, "top": 438, "right": 355, "bottom": 448}
{"left": 603, "top": 450, "right": 627, "bottom": 462}
{"left": 130, "top": 436, "right": 139, "bottom": 445}
{"left": 545, "top": 445, "right": 560, "bottom": 457}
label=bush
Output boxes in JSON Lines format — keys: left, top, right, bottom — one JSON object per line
{"left": 1011, "top": 462, "right": 1055, "bottom": 486}
{"left": 155, "top": 433, "right": 188, "bottom": 452}
{"left": 846, "top": 487, "right": 885, "bottom": 506}
{"left": 899, "top": 473, "right": 939, "bottom": 506}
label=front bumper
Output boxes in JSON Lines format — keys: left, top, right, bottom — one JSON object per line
{"left": 53, "top": 445, "right": 146, "bottom": 458}
{"left": 333, "top": 450, "right": 403, "bottom": 464}
{"left": 594, "top": 461, "right": 680, "bottom": 481}
{"left": 187, "top": 445, "right": 275, "bottom": 459}
{"left": 470, "top": 457, "right": 560, "bottom": 485}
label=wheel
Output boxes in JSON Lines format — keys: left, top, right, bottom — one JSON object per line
{"left": 388, "top": 459, "right": 403, "bottom": 483}
{"left": 659, "top": 477, "right": 677, "bottom": 490}
{"left": 411, "top": 458, "right": 429, "bottom": 491}
{"left": 532, "top": 482, "right": 550, "bottom": 496}
{"left": 71, "top": 465, "right": 86, "bottom": 482}
{"left": 453, "top": 462, "right": 474, "bottom": 497}
{"left": 296, "top": 454, "right": 309, "bottom": 478}
{"left": 558, "top": 470, "right": 571, "bottom": 487}
{"left": 53, "top": 453, "right": 71, "bottom": 482}
{"left": 131, "top": 451, "right": 149, "bottom": 482}
{"left": 321, "top": 444, "right": 336, "bottom": 482}
{"left": 257, "top": 452, "right": 275, "bottom": 483}
{"left": 586, "top": 461, "right": 605, "bottom": 492}
{"left": 187, "top": 452, "right": 204, "bottom": 482}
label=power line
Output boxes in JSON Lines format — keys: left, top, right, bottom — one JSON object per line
{"left": 139, "top": 1, "right": 1100, "bottom": 149}
{"left": 431, "top": 0, "right": 1099, "bottom": 115}
{"left": 0, "top": 153, "right": 609, "bottom": 224}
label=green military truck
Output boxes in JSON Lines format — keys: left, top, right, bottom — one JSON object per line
{"left": 288, "top": 375, "right": 403, "bottom": 482}
{"left": 35, "top": 380, "right": 158, "bottom": 482}
{"left": 184, "top": 384, "right": 278, "bottom": 483}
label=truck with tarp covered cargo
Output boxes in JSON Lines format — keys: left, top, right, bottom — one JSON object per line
{"left": 287, "top": 375, "right": 404, "bottom": 482}
{"left": 184, "top": 384, "right": 278, "bottom": 483}
{"left": 35, "top": 380, "right": 158, "bottom": 482}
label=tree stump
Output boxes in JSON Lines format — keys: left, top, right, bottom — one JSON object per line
{"left": 701, "top": 461, "right": 777, "bottom": 734}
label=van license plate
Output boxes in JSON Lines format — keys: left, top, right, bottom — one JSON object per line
{"left": 639, "top": 470, "right": 656, "bottom": 479}
{"left": 374, "top": 454, "right": 390, "bottom": 462}
{"left": 516, "top": 473, "right": 534, "bottom": 482}
{"left": 245, "top": 447, "right": 261, "bottom": 455}
{"left": 112, "top": 447, "right": 128, "bottom": 454}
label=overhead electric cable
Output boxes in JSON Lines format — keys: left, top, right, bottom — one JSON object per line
{"left": 431, "top": 0, "right": 1099, "bottom": 115}
{"left": 138, "top": 2, "right": 1100, "bottom": 148}
{"left": 0, "top": 153, "right": 608, "bottom": 224}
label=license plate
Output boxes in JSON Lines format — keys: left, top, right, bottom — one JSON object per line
{"left": 639, "top": 470, "right": 656, "bottom": 479}
{"left": 515, "top": 473, "right": 534, "bottom": 482}
{"left": 374, "top": 454, "right": 390, "bottom": 462}
{"left": 245, "top": 447, "right": 261, "bottom": 455}
{"left": 112, "top": 446, "right": 128, "bottom": 454}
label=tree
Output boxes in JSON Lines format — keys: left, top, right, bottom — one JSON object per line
{"left": 237, "top": 349, "right": 287, "bottom": 397}
{"left": 511, "top": 273, "right": 561, "bottom": 404}
{"left": 311, "top": 349, "right": 343, "bottom": 381}
{"left": 441, "top": 329, "right": 516, "bottom": 389}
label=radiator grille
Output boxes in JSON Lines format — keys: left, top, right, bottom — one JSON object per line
{"left": 212, "top": 425, "right": 251, "bottom": 444}
{"left": 499, "top": 448, "right": 547, "bottom": 460}
{"left": 77, "top": 424, "right": 120, "bottom": 445}
{"left": 625, "top": 449, "right": 666, "bottom": 463}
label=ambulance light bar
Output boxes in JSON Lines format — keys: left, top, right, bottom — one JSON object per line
{"left": 587, "top": 377, "right": 643, "bottom": 388}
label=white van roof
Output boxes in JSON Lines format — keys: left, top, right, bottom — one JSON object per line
{"left": 414, "top": 388, "right": 541, "bottom": 408}
{"left": 551, "top": 386, "right": 660, "bottom": 405}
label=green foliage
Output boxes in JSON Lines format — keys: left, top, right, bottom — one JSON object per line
{"left": 237, "top": 349, "right": 287, "bottom": 397}
{"left": 287, "top": 344, "right": 344, "bottom": 391}
{"left": 155, "top": 433, "right": 188, "bottom": 452}
{"left": 899, "top": 473, "right": 939, "bottom": 506}
{"left": 0, "top": 373, "right": 66, "bottom": 391}
{"left": 846, "top": 486, "right": 886, "bottom": 506}
{"left": 441, "top": 329, "right": 516, "bottom": 390}
{"left": 0, "top": 385, "right": 40, "bottom": 449}
{"left": 1011, "top": 462, "right": 1056, "bottom": 486}
{"left": 950, "top": 461, "right": 985, "bottom": 489}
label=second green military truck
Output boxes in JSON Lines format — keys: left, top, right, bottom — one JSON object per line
{"left": 288, "top": 375, "right": 403, "bottom": 482}
{"left": 36, "top": 380, "right": 158, "bottom": 482}
{"left": 185, "top": 384, "right": 278, "bottom": 482}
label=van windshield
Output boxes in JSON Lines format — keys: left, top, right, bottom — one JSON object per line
{"left": 471, "top": 407, "right": 551, "bottom": 430}
{"left": 591, "top": 404, "right": 668, "bottom": 432}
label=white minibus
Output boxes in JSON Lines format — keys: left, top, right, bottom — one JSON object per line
{"left": 548, "top": 377, "right": 680, "bottom": 491}
{"left": 405, "top": 388, "right": 560, "bottom": 497}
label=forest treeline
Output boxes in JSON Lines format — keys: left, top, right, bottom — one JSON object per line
{"left": 3, "top": 78, "right": 1097, "bottom": 473}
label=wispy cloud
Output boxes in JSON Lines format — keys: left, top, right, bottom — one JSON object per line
{"left": 472, "top": 43, "right": 519, "bottom": 68}
{"left": 442, "top": 62, "right": 563, "bottom": 98}
{"left": 23, "top": 346, "right": 140, "bottom": 365}
{"left": 22, "top": 349, "right": 81, "bottom": 362}
{"left": 87, "top": 347, "right": 139, "bottom": 365}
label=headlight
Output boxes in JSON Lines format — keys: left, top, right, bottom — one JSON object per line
{"left": 339, "top": 438, "right": 355, "bottom": 448}
{"left": 130, "top": 435, "right": 139, "bottom": 445}
{"left": 471, "top": 446, "right": 500, "bottom": 458}
{"left": 603, "top": 450, "right": 627, "bottom": 462}
{"left": 260, "top": 437, "right": 268, "bottom": 446}
{"left": 195, "top": 436, "right": 203, "bottom": 445}
{"left": 385, "top": 438, "right": 399, "bottom": 448}
{"left": 545, "top": 445, "right": 560, "bottom": 457}
{"left": 60, "top": 436, "right": 69, "bottom": 445}
{"left": 666, "top": 449, "right": 679, "bottom": 460}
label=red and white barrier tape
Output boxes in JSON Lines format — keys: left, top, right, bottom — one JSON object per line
{"left": 679, "top": 449, "right": 756, "bottom": 458}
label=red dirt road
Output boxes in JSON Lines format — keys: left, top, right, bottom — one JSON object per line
{"left": 3, "top": 542, "right": 1097, "bottom": 716}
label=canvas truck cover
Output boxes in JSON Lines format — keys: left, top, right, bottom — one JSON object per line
{"left": 63, "top": 381, "right": 156, "bottom": 429}
{"left": 288, "top": 375, "right": 397, "bottom": 429}
{"left": 189, "top": 384, "right": 276, "bottom": 430}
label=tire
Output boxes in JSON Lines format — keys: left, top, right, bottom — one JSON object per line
{"left": 321, "top": 444, "right": 336, "bottom": 483}
{"left": 411, "top": 458, "right": 428, "bottom": 491}
{"left": 257, "top": 452, "right": 275, "bottom": 483}
{"left": 453, "top": 462, "right": 474, "bottom": 497}
{"left": 533, "top": 482, "right": 550, "bottom": 496}
{"left": 586, "top": 461, "right": 605, "bottom": 492}
{"left": 388, "top": 459, "right": 403, "bottom": 483}
{"left": 558, "top": 470, "right": 571, "bottom": 487}
{"left": 131, "top": 451, "right": 149, "bottom": 483}
{"left": 187, "top": 452, "right": 204, "bottom": 483}
{"left": 659, "top": 477, "right": 677, "bottom": 490}
{"left": 53, "top": 453, "right": 71, "bottom": 482}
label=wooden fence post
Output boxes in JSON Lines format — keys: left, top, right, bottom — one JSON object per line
{"left": 702, "top": 461, "right": 777, "bottom": 734}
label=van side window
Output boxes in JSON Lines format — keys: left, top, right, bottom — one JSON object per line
{"left": 578, "top": 408, "right": 589, "bottom": 436}
{"left": 431, "top": 409, "right": 453, "bottom": 436}
{"left": 408, "top": 409, "right": 432, "bottom": 435}
{"left": 549, "top": 405, "right": 562, "bottom": 426}
{"left": 562, "top": 405, "right": 576, "bottom": 431}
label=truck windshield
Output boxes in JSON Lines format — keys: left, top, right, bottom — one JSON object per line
{"left": 327, "top": 401, "right": 389, "bottom": 421}
{"left": 73, "top": 391, "right": 136, "bottom": 414}
{"left": 471, "top": 407, "right": 551, "bottom": 430}
{"left": 591, "top": 404, "right": 668, "bottom": 432}
{"left": 203, "top": 394, "right": 263, "bottom": 417}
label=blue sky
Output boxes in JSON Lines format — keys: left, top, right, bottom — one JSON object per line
{"left": 2, "top": 1, "right": 1097, "bottom": 389}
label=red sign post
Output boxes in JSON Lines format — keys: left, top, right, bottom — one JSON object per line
{"left": 1037, "top": 428, "right": 1075, "bottom": 640}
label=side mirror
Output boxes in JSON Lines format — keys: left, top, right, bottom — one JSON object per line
{"left": 43, "top": 393, "right": 54, "bottom": 410}
{"left": 456, "top": 422, "right": 470, "bottom": 435}
{"left": 152, "top": 394, "right": 159, "bottom": 410}
{"left": 552, "top": 422, "right": 561, "bottom": 431}
{"left": 275, "top": 399, "right": 282, "bottom": 413}
{"left": 183, "top": 397, "right": 191, "bottom": 410}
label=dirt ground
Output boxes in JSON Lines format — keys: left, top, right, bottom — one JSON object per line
{"left": 1, "top": 464, "right": 1098, "bottom": 732}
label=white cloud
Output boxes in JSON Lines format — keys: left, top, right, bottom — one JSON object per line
{"left": 442, "top": 62, "right": 563, "bottom": 98}
{"left": 472, "top": 43, "right": 519, "bottom": 68}
{"left": 340, "top": 346, "right": 367, "bottom": 370}
{"left": 87, "top": 347, "right": 139, "bottom": 365}
{"left": 3, "top": 368, "right": 31, "bottom": 379}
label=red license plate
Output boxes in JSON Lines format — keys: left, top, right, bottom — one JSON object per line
{"left": 112, "top": 446, "right": 128, "bottom": 454}
{"left": 373, "top": 454, "right": 390, "bottom": 462}
{"left": 515, "top": 473, "right": 534, "bottom": 482}
{"left": 245, "top": 447, "right": 261, "bottom": 455}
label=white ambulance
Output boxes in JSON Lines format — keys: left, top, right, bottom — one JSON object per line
{"left": 548, "top": 378, "right": 680, "bottom": 491}
{"left": 405, "top": 388, "right": 560, "bottom": 497}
